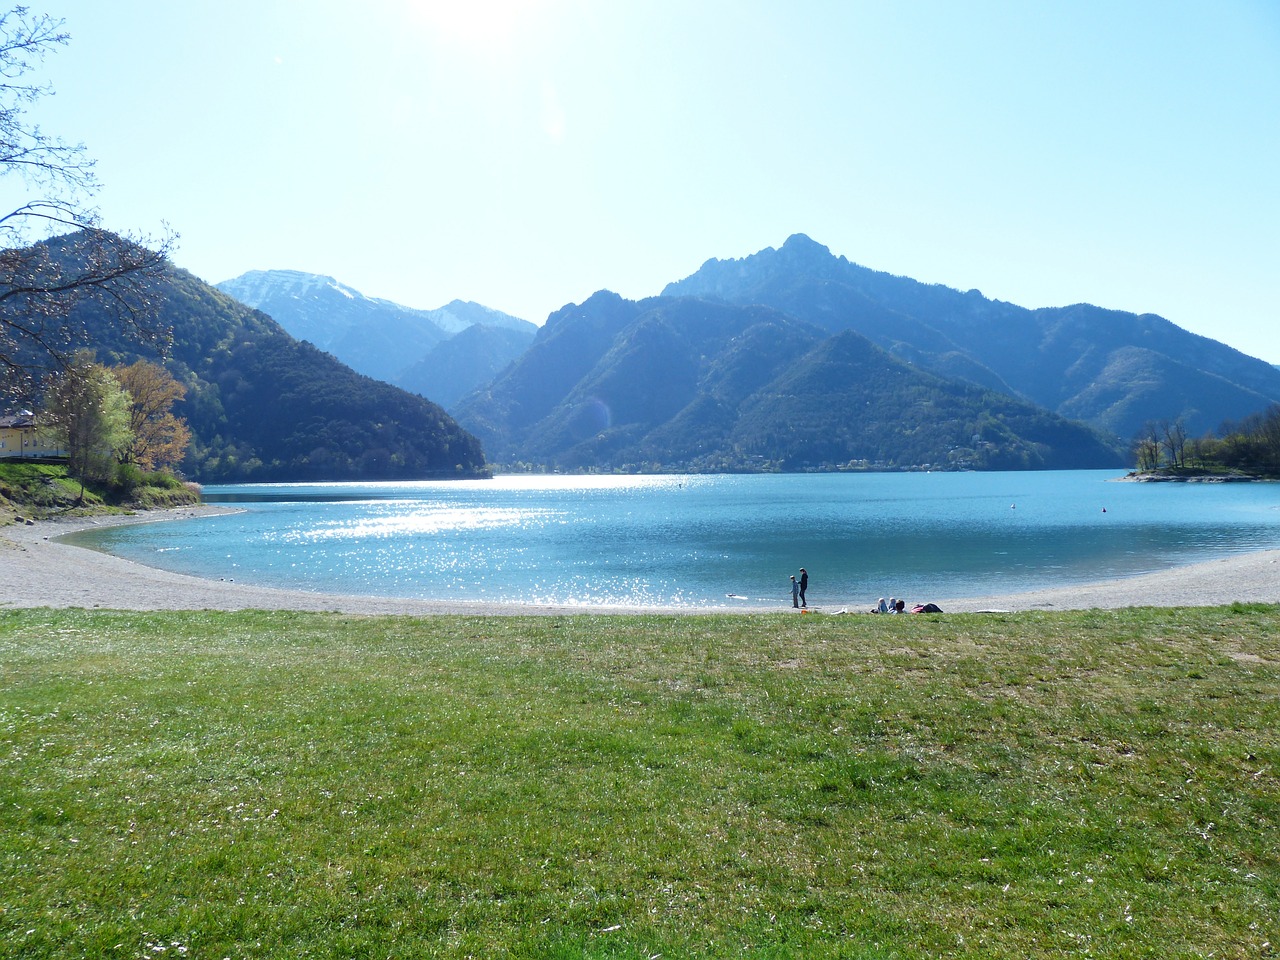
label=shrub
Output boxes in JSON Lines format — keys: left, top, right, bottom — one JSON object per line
{"left": 112, "top": 461, "right": 145, "bottom": 496}
{"left": 141, "top": 470, "right": 183, "bottom": 490}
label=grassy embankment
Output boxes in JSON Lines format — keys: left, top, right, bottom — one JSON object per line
{"left": 1, "top": 606, "right": 1276, "bottom": 958}
{"left": 0, "top": 461, "right": 200, "bottom": 524}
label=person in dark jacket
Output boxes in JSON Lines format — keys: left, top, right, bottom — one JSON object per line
{"left": 798, "top": 568, "right": 808, "bottom": 607}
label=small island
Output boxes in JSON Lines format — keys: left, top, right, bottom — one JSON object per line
{"left": 1129, "top": 406, "right": 1280, "bottom": 481}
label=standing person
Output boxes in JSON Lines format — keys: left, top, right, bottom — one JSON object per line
{"left": 798, "top": 568, "right": 808, "bottom": 608}
{"left": 790, "top": 575, "right": 800, "bottom": 608}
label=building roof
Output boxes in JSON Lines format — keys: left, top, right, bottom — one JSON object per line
{"left": 0, "top": 412, "right": 37, "bottom": 429}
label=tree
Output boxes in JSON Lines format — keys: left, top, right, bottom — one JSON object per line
{"left": 113, "top": 359, "right": 190, "bottom": 471}
{"left": 1159, "top": 418, "right": 1187, "bottom": 470}
{"left": 43, "top": 349, "right": 131, "bottom": 486}
{"left": 0, "top": 5, "right": 174, "bottom": 403}
{"left": 1133, "top": 421, "right": 1161, "bottom": 472}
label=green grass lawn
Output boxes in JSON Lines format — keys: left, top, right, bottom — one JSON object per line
{"left": 1, "top": 606, "right": 1277, "bottom": 959}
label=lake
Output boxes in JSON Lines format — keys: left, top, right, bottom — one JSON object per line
{"left": 65, "top": 470, "right": 1280, "bottom": 610}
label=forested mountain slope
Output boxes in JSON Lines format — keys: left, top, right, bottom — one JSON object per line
{"left": 14, "top": 234, "right": 487, "bottom": 482}
{"left": 454, "top": 291, "right": 1124, "bottom": 471}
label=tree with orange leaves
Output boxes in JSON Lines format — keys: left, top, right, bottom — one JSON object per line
{"left": 113, "top": 359, "right": 190, "bottom": 472}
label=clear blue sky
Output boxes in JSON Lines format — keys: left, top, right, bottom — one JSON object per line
{"left": 9, "top": 1, "right": 1280, "bottom": 362}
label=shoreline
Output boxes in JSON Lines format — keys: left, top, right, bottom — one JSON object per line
{"left": 3, "top": 506, "right": 1278, "bottom": 615}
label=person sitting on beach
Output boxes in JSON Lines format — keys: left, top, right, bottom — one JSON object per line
{"left": 874, "top": 597, "right": 888, "bottom": 614}
{"left": 896, "top": 599, "right": 906, "bottom": 613}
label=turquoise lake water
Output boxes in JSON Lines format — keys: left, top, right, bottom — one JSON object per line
{"left": 65, "top": 470, "right": 1280, "bottom": 609}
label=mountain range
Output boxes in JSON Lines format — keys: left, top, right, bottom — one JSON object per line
{"left": 217, "top": 270, "right": 537, "bottom": 408}
{"left": 14, "top": 231, "right": 1278, "bottom": 480}
{"left": 447, "top": 235, "right": 1280, "bottom": 471}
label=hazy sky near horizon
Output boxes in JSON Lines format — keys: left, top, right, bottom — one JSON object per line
{"left": 8, "top": 1, "right": 1279, "bottom": 362}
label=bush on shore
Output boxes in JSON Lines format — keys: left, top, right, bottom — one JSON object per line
{"left": 0, "top": 460, "right": 201, "bottom": 523}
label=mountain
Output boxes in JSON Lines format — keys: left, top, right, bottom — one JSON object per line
{"left": 217, "top": 270, "right": 537, "bottom": 404}
{"left": 453, "top": 291, "right": 1125, "bottom": 472}
{"left": 18, "top": 234, "right": 487, "bottom": 482}
{"left": 396, "top": 323, "right": 536, "bottom": 409}
{"left": 662, "top": 234, "right": 1280, "bottom": 440}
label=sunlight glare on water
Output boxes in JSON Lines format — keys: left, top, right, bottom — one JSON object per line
{"left": 278, "top": 504, "right": 557, "bottom": 542}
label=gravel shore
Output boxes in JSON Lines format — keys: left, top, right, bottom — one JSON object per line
{"left": 3, "top": 506, "right": 1278, "bottom": 615}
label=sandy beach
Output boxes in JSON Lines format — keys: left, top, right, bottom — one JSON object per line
{"left": 3, "top": 505, "right": 1278, "bottom": 615}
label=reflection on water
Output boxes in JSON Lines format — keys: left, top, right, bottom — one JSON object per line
{"left": 278, "top": 505, "right": 558, "bottom": 541}
{"left": 65, "top": 471, "right": 1280, "bottom": 608}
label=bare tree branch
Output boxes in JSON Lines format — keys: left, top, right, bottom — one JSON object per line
{"left": 0, "top": 6, "right": 176, "bottom": 404}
